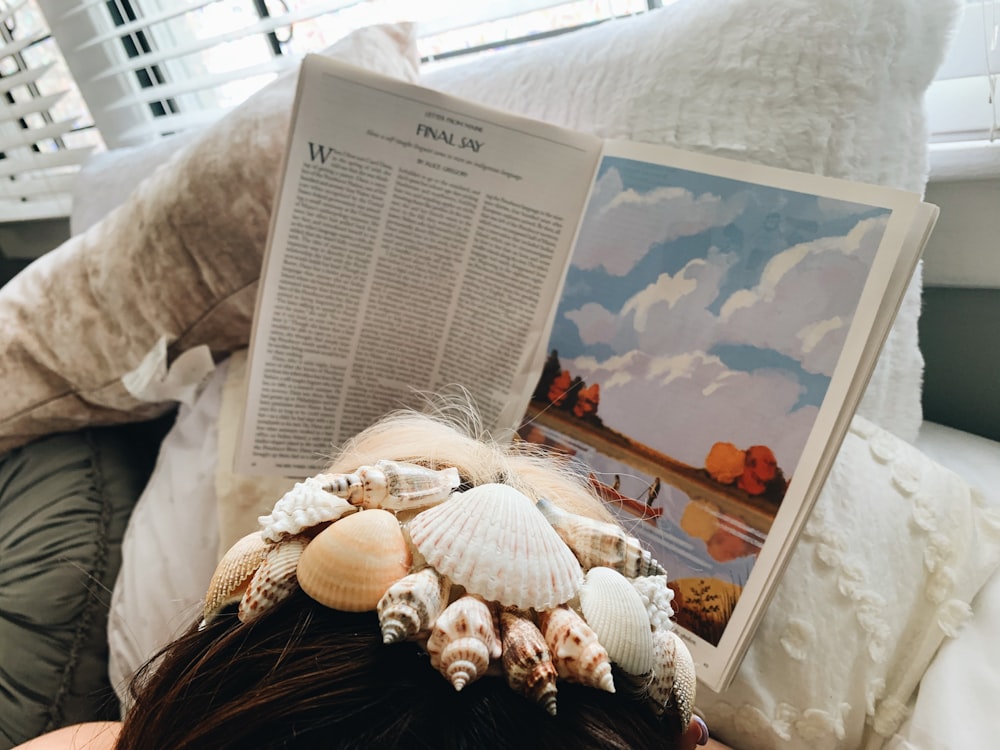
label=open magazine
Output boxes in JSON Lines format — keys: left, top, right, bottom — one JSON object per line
{"left": 235, "top": 54, "right": 938, "bottom": 692}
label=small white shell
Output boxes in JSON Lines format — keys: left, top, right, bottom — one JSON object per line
{"left": 296, "top": 509, "right": 411, "bottom": 611}
{"left": 500, "top": 609, "right": 559, "bottom": 716}
{"left": 537, "top": 605, "right": 615, "bottom": 694}
{"left": 629, "top": 574, "right": 675, "bottom": 633}
{"left": 408, "top": 484, "right": 583, "bottom": 610}
{"left": 377, "top": 567, "right": 449, "bottom": 644}
{"left": 426, "top": 595, "right": 501, "bottom": 691}
{"left": 258, "top": 475, "right": 357, "bottom": 543}
{"left": 203, "top": 531, "right": 270, "bottom": 624}
{"left": 324, "top": 460, "right": 460, "bottom": 511}
{"left": 578, "top": 567, "right": 654, "bottom": 676}
{"left": 647, "top": 629, "right": 696, "bottom": 727}
{"left": 238, "top": 536, "right": 307, "bottom": 623}
{"left": 536, "top": 497, "right": 665, "bottom": 577}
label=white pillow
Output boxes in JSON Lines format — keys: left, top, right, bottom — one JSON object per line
{"left": 424, "top": 0, "right": 960, "bottom": 443}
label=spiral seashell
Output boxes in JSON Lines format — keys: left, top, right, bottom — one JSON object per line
{"left": 629, "top": 574, "right": 675, "bottom": 633}
{"left": 536, "top": 497, "right": 666, "bottom": 577}
{"left": 377, "top": 567, "right": 449, "bottom": 644}
{"left": 500, "top": 609, "right": 559, "bottom": 716}
{"left": 408, "top": 484, "right": 583, "bottom": 610}
{"left": 238, "top": 536, "right": 308, "bottom": 623}
{"left": 578, "top": 567, "right": 654, "bottom": 676}
{"left": 537, "top": 605, "right": 615, "bottom": 694}
{"left": 296, "top": 509, "right": 411, "bottom": 611}
{"left": 203, "top": 531, "right": 270, "bottom": 624}
{"left": 647, "top": 629, "right": 696, "bottom": 729}
{"left": 426, "top": 595, "right": 501, "bottom": 691}
{"left": 258, "top": 475, "right": 357, "bottom": 543}
{"left": 323, "top": 460, "right": 460, "bottom": 510}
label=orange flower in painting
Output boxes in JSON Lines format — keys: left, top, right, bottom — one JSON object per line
{"left": 738, "top": 445, "right": 778, "bottom": 495}
{"left": 705, "top": 442, "right": 745, "bottom": 484}
{"left": 547, "top": 370, "right": 573, "bottom": 405}
{"left": 573, "top": 383, "right": 600, "bottom": 418}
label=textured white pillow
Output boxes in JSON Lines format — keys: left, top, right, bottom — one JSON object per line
{"left": 697, "top": 417, "right": 1000, "bottom": 749}
{"left": 424, "top": 0, "right": 960, "bottom": 443}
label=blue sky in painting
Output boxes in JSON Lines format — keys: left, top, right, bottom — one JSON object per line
{"left": 548, "top": 156, "right": 891, "bottom": 471}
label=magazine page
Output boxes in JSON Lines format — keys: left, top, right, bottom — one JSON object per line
{"left": 518, "top": 139, "right": 927, "bottom": 691}
{"left": 236, "top": 55, "right": 602, "bottom": 476}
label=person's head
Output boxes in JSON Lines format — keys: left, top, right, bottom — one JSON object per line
{"left": 115, "top": 408, "right": 707, "bottom": 750}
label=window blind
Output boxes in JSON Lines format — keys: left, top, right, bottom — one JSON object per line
{"left": 0, "top": 1, "right": 98, "bottom": 222}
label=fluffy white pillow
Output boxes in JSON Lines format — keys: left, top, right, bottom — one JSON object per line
{"left": 423, "top": 0, "right": 959, "bottom": 443}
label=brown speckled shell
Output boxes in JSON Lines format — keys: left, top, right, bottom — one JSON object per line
{"left": 377, "top": 567, "right": 449, "bottom": 644}
{"left": 500, "top": 609, "right": 559, "bottom": 716}
{"left": 537, "top": 605, "right": 615, "bottom": 694}
{"left": 203, "top": 531, "right": 270, "bottom": 624}
{"left": 426, "top": 595, "right": 501, "bottom": 691}
{"left": 238, "top": 536, "right": 307, "bottom": 623}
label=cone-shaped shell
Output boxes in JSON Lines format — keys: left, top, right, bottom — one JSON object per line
{"left": 538, "top": 605, "right": 615, "bottom": 694}
{"left": 324, "top": 460, "right": 460, "bottom": 510}
{"left": 536, "top": 497, "right": 665, "bottom": 577}
{"left": 377, "top": 567, "right": 449, "bottom": 644}
{"left": 630, "top": 574, "right": 675, "bottom": 633}
{"left": 409, "top": 484, "right": 583, "bottom": 610}
{"left": 259, "top": 475, "right": 357, "bottom": 543}
{"left": 296, "top": 509, "right": 411, "bottom": 611}
{"left": 238, "top": 536, "right": 307, "bottom": 623}
{"left": 500, "top": 609, "right": 559, "bottom": 716}
{"left": 203, "top": 531, "right": 270, "bottom": 623}
{"left": 578, "top": 567, "right": 654, "bottom": 676}
{"left": 426, "top": 595, "right": 501, "bottom": 691}
{"left": 648, "top": 629, "right": 696, "bottom": 729}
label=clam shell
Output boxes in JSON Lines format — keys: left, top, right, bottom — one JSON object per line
{"left": 259, "top": 475, "right": 357, "bottom": 543}
{"left": 238, "top": 536, "right": 307, "bottom": 623}
{"left": 536, "top": 497, "right": 665, "bottom": 577}
{"left": 578, "top": 566, "right": 654, "bottom": 676}
{"left": 296, "top": 509, "right": 411, "bottom": 611}
{"left": 426, "top": 595, "right": 501, "bottom": 691}
{"left": 629, "top": 574, "right": 675, "bottom": 633}
{"left": 648, "top": 629, "right": 696, "bottom": 729}
{"left": 500, "top": 609, "right": 559, "bottom": 716}
{"left": 408, "top": 484, "right": 583, "bottom": 610}
{"left": 324, "top": 460, "right": 460, "bottom": 510}
{"left": 537, "top": 605, "right": 615, "bottom": 694}
{"left": 203, "top": 531, "right": 270, "bottom": 624}
{"left": 377, "top": 567, "right": 450, "bottom": 644}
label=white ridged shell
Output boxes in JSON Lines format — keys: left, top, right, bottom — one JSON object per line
{"left": 578, "top": 566, "right": 654, "bottom": 676}
{"left": 296, "top": 509, "right": 411, "bottom": 611}
{"left": 538, "top": 605, "right": 615, "bottom": 694}
{"left": 258, "top": 475, "right": 357, "bottom": 543}
{"left": 238, "top": 536, "right": 307, "bottom": 623}
{"left": 648, "top": 629, "right": 696, "bottom": 726}
{"left": 377, "top": 567, "right": 449, "bottom": 644}
{"left": 203, "top": 531, "right": 269, "bottom": 623}
{"left": 426, "top": 595, "right": 501, "bottom": 691}
{"left": 408, "top": 484, "right": 583, "bottom": 610}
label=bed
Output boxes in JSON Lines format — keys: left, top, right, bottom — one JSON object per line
{"left": 1, "top": 2, "right": 997, "bottom": 749}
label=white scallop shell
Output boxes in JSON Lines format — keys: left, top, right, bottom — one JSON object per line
{"left": 629, "top": 574, "right": 675, "bottom": 633}
{"left": 377, "top": 567, "right": 449, "bottom": 644}
{"left": 238, "top": 536, "right": 307, "bottom": 623}
{"left": 296, "top": 509, "right": 411, "bottom": 611}
{"left": 647, "top": 628, "right": 696, "bottom": 727}
{"left": 537, "top": 605, "right": 615, "bottom": 694}
{"left": 426, "top": 595, "right": 501, "bottom": 691}
{"left": 408, "top": 484, "right": 583, "bottom": 610}
{"left": 258, "top": 475, "right": 357, "bottom": 543}
{"left": 203, "top": 531, "right": 270, "bottom": 624}
{"left": 500, "top": 609, "right": 559, "bottom": 716}
{"left": 536, "top": 497, "right": 665, "bottom": 577}
{"left": 577, "top": 566, "right": 654, "bottom": 676}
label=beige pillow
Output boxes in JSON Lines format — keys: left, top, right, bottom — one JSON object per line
{"left": 0, "top": 23, "right": 419, "bottom": 453}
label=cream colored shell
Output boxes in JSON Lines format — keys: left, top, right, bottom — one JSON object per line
{"left": 238, "top": 536, "right": 307, "bottom": 623}
{"left": 537, "top": 605, "right": 615, "bottom": 694}
{"left": 377, "top": 567, "right": 449, "bottom": 644}
{"left": 408, "top": 484, "right": 583, "bottom": 610}
{"left": 426, "top": 595, "right": 501, "bottom": 691}
{"left": 296, "top": 509, "right": 411, "bottom": 611}
{"left": 578, "top": 566, "right": 654, "bottom": 676}
{"left": 203, "top": 531, "right": 269, "bottom": 624}
{"left": 648, "top": 628, "right": 696, "bottom": 728}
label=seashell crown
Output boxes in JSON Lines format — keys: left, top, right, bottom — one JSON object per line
{"left": 203, "top": 459, "right": 696, "bottom": 725}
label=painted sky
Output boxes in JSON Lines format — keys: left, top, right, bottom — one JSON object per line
{"left": 551, "top": 156, "right": 891, "bottom": 472}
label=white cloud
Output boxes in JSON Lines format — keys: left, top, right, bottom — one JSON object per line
{"left": 564, "top": 302, "right": 620, "bottom": 346}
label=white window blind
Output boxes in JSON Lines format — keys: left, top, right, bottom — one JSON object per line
{"left": 37, "top": 0, "right": 649, "bottom": 150}
{"left": 0, "top": 0, "right": 100, "bottom": 222}
{"left": 927, "top": 0, "right": 1000, "bottom": 180}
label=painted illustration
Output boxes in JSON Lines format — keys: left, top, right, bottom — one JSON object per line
{"left": 522, "top": 155, "right": 891, "bottom": 645}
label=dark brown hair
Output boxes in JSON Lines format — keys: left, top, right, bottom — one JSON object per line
{"left": 116, "top": 589, "right": 682, "bottom": 750}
